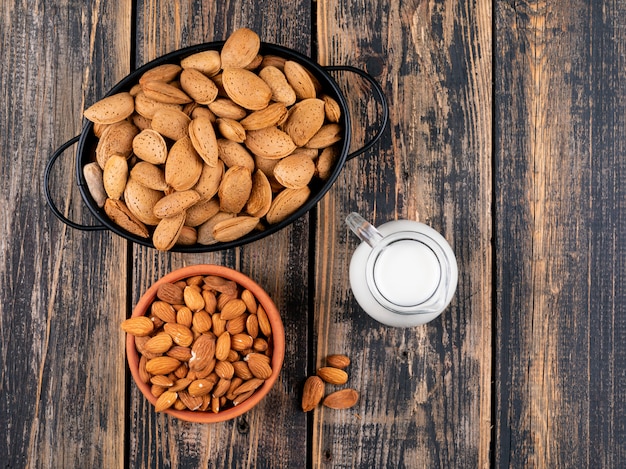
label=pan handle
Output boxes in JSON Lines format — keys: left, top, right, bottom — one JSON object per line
{"left": 324, "top": 65, "right": 389, "bottom": 160}
{"left": 44, "top": 135, "right": 106, "bottom": 231}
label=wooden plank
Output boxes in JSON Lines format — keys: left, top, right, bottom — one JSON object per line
{"left": 314, "top": 0, "right": 492, "bottom": 468}
{"left": 127, "top": 2, "right": 313, "bottom": 468}
{"left": 495, "top": 0, "right": 626, "bottom": 467}
{"left": 0, "top": 0, "right": 132, "bottom": 467}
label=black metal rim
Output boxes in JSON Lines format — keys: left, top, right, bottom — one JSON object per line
{"left": 75, "top": 42, "right": 354, "bottom": 253}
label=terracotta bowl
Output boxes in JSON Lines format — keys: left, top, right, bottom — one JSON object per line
{"left": 126, "top": 264, "right": 285, "bottom": 423}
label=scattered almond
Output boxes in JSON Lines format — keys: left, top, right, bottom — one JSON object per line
{"left": 301, "top": 376, "right": 325, "bottom": 412}
{"left": 322, "top": 389, "right": 359, "bottom": 410}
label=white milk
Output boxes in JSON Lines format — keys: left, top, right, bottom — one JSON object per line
{"left": 347, "top": 214, "right": 458, "bottom": 327}
{"left": 372, "top": 239, "right": 441, "bottom": 307}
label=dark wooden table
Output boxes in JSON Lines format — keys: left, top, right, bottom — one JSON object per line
{"left": 3, "top": 0, "right": 626, "bottom": 467}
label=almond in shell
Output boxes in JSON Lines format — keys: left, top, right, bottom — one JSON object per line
{"left": 265, "top": 186, "right": 311, "bottom": 225}
{"left": 193, "top": 160, "right": 224, "bottom": 201}
{"left": 153, "top": 190, "right": 200, "bottom": 218}
{"left": 130, "top": 161, "right": 169, "bottom": 192}
{"left": 123, "top": 178, "right": 163, "bottom": 226}
{"left": 138, "top": 63, "right": 182, "bottom": 85}
{"left": 283, "top": 61, "right": 318, "bottom": 99}
{"left": 208, "top": 98, "right": 248, "bottom": 120}
{"left": 104, "top": 198, "right": 150, "bottom": 238}
{"left": 220, "top": 27, "right": 261, "bottom": 69}
{"left": 84, "top": 92, "right": 135, "bottom": 124}
{"left": 212, "top": 216, "right": 259, "bottom": 242}
{"left": 196, "top": 212, "right": 235, "bottom": 245}
{"left": 245, "top": 170, "right": 272, "bottom": 218}
{"left": 218, "top": 166, "right": 253, "bottom": 213}
{"left": 322, "top": 94, "right": 342, "bottom": 122}
{"left": 142, "top": 80, "right": 192, "bottom": 104}
{"left": 239, "top": 102, "right": 288, "bottom": 131}
{"left": 305, "top": 123, "right": 343, "bottom": 149}
{"left": 102, "top": 154, "right": 129, "bottom": 200}
{"left": 283, "top": 98, "right": 326, "bottom": 146}
{"left": 133, "top": 129, "right": 168, "bottom": 165}
{"left": 134, "top": 91, "right": 183, "bottom": 119}
{"left": 165, "top": 136, "right": 203, "bottom": 191}
{"left": 244, "top": 126, "right": 297, "bottom": 159}
{"left": 216, "top": 118, "right": 246, "bottom": 143}
{"left": 273, "top": 153, "right": 316, "bottom": 189}
{"left": 217, "top": 139, "right": 255, "bottom": 171}
{"left": 180, "top": 68, "right": 219, "bottom": 105}
{"left": 259, "top": 66, "right": 296, "bottom": 106}
{"left": 95, "top": 120, "right": 139, "bottom": 169}
{"left": 176, "top": 225, "right": 198, "bottom": 245}
{"left": 185, "top": 197, "right": 220, "bottom": 227}
{"left": 181, "top": 50, "right": 221, "bottom": 76}
{"left": 316, "top": 144, "right": 341, "bottom": 180}
{"left": 153, "top": 212, "right": 186, "bottom": 251}
{"left": 150, "top": 108, "right": 191, "bottom": 141}
{"left": 222, "top": 68, "right": 272, "bottom": 111}
{"left": 83, "top": 162, "right": 107, "bottom": 208}
{"left": 189, "top": 116, "right": 219, "bottom": 167}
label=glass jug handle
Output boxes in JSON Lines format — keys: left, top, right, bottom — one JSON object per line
{"left": 345, "top": 212, "right": 384, "bottom": 248}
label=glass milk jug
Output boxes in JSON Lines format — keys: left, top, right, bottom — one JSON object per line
{"left": 346, "top": 213, "right": 458, "bottom": 327}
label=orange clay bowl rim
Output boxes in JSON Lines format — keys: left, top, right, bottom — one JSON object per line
{"left": 126, "top": 264, "right": 285, "bottom": 423}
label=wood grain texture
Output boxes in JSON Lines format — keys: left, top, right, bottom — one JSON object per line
{"left": 127, "top": 2, "right": 313, "bottom": 468}
{"left": 314, "top": 0, "right": 492, "bottom": 467}
{"left": 495, "top": 0, "right": 626, "bottom": 467}
{"left": 0, "top": 0, "right": 132, "bottom": 467}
